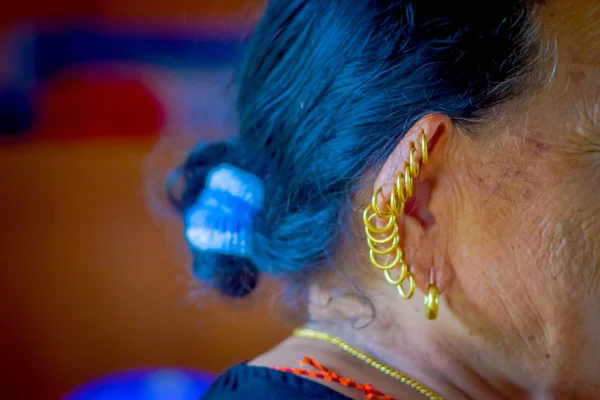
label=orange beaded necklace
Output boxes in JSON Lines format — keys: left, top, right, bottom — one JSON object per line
{"left": 274, "top": 356, "right": 396, "bottom": 400}
{"left": 272, "top": 328, "right": 442, "bottom": 400}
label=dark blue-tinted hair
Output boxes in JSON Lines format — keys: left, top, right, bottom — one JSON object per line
{"left": 169, "top": 0, "right": 543, "bottom": 297}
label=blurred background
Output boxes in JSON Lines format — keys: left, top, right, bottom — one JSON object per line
{"left": 0, "top": 1, "right": 297, "bottom": 399}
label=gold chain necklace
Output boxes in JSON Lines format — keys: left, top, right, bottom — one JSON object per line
{"left": 293, "top": 328, "right": 443, "bottom": 400}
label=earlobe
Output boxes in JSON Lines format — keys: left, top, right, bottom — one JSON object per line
{"left": 403, "top": 220, "right": 454, "bottom": 299}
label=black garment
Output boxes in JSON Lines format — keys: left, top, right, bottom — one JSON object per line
{"left": 202, "top": 364, "right": 352, "bottom": 399}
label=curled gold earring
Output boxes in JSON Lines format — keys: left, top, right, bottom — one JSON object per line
{"left": 366, "top": 231, "right": 398, "bottom": 255}
{"left": 397, "top": 273, "right": 416, "bottom": 299}
{"left": 404, "top": 163, "right": 413, "bottom": 197}
{"left": 362, "top": 205, "right": 394, "bottom": 234}
{"left": 369, "top": 248, "right": 402, "bottom": 271}
{"left": 424, "top": 284, "right": 439, "bottom": 320}
{"left": 363, "top": 132, "right": 434, "bottom": 317}
{"left": 365, "top": 223, "right": 398, "bottom": 246}
{"left": 371, "top": 187, "right": 393, "bottom": 218}
{"left": 383, "top": 261, "right": 416, "bottom": 299}
{"left": 363, "top": 201, "right": 400, "bottom": 271}
{"left": 408, "top": 143, "right": 419, "bottom": 178}
{"left": 396, "top": 172, "right": 407, "bottom": 204}
{"left": 420, "top": 131, "right": 429, "bottom": 164}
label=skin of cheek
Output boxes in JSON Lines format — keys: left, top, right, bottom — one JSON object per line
{"left": 441, "top": 0, "right": 600, "bottom": 350}
{"left": 442, "top": 114, "right": 600, "bottom": 380}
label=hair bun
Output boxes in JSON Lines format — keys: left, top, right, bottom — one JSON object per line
{"left": 192, "top": 253, "right": 259, "bottom": 298}
{"left": 167, "top": 141, "right": 262, "bottom": 298}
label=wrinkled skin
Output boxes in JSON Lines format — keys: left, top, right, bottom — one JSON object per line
{"left": 439, "top": 0, "right": 600, "bottom": 393}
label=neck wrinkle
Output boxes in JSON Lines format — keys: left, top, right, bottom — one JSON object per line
{"left": 306, "top": 285, "right": 525, "bottom": 400}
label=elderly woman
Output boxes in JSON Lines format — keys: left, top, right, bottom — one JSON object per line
{"left": 168, "top": 0, "right": 600, "bottom": 398}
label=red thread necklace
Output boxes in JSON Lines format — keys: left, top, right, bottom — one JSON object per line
{"left": 273, "top": 356, "right": 396, "bottom": 400}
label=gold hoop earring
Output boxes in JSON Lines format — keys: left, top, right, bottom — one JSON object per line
{"left": 383, "top": 259, "right": 408, "bottom": 285}
{"left": 365, "top": 222, "right": 397, "bottom": 245}
{"left": 409, "top": 144, "right": 419, "bottom": 178}
{"left": 397, "top": 271, "right": 416, "bottom": 299}
{"left": 367, "top": 233, "right": 398, "bottom": 255}
{"left": 420, "top": 131, "right": 429, "bottom": 164}
{"left": 383, "top": 260, "right": 416, "bottom": 299}
{"left": 369, "top": 248, "right": 402, "bottom": 271}
{"left": 424, "top": 284, "right": 439, "bottom": 320}
{"left": 362, "top": 205, "right": 394, "bottom": 234}
{"left": 396, "top": 172, "right": 407, "bottom": 203}
{"left": 389, "top": 190, "right": 400, "bottom": 217}
{"left": 404, "top": 164, "right": 413, "bottom": 198}
{"left": 371, "top": 187, "right": 393, "bottom": 218}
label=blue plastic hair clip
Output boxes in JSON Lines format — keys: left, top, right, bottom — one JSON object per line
{"left": 184, "top": 164, "right": 264, "bottom": 258}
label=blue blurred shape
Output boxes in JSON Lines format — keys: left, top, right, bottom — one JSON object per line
{"left": 35, "top": 26, "right": 243, "bottom": 80}
{"left": 64, "top": 368, "right": 215, "bottom": 400}
{"left": 0, "top": 86, "right": 33, "bottom": 135}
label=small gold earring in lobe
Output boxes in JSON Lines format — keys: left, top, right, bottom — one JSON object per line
{"left": 424, "top": 284, "right": 439, "bottom": 320}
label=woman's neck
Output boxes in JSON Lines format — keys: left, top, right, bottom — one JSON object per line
{"left": 296, "top": 286, "right": 600, "bottom": 400}
{"left": 250, "top": 335, "right": 437, "bottom": 400}
{"left": 292, "top": 323, "right": 505, "bottom": 400}
{"left": 252, "top": 326, "right": 599, "bottom": 400}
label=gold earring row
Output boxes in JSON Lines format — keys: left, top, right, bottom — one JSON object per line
{"left": 363, "top": 132, "right": 439, "bottom": 320}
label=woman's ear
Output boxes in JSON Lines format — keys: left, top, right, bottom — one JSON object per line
{"left": 373, "top": 113, "right": 455, "bottom": 295}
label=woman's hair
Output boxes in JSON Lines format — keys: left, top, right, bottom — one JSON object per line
{"left": 168, "top": 0, "right": 545, "bottom": 297}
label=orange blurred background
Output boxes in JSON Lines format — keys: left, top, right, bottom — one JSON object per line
{"left": 0, "top": 1, "right": 297, "bottom": 399}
